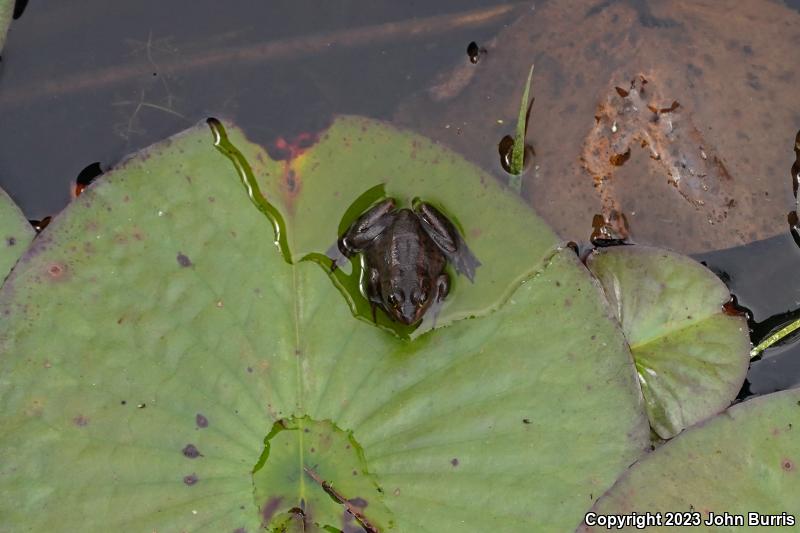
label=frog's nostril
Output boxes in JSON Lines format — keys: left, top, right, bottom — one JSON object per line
{"left": 400, "top": 304, "right": 418, "bottom": 325}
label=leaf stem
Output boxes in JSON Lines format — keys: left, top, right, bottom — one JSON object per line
{"left": 750, "top": 316, "right": 800, "bottom": 358}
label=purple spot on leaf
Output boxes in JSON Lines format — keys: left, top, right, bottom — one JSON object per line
{"left": 182, "top": 444, "right": 202, "bottom": 458}
{"left": 196, "top": 413, "right": 208, "bottom": 428}
{"left": 347, "top": 497, "right": 368, "bottom": 508}
{"left": 183, "top": 473, "right": 198, "bottom": 485}
{"left": 261, "top": 497, "right": 283, "bottom": 525}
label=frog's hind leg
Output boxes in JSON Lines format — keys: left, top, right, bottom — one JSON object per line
{"left": 416, "top": 202, "right": 481, "bottom": 282}
{"left": 329, "top": 198, "right": 396, "bottom": 271}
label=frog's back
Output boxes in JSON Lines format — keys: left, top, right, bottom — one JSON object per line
{"left": 363, "top": 209, "right": 440, "bottom": 274}
{"left": 390, "top": 209, "right": 443, "bottom": 274}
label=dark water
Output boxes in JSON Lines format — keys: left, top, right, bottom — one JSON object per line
{"left": 2, "top": 0, "right": 800, "bottom": 398}
{"left": 695, "top": 233, "right": 800, "bottom": 399}
{"left": 0, "top": 0, "right": 511, "bottom": 217}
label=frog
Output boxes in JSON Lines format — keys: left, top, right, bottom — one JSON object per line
{"left": 332, "top": 198, "right": 480, "bottom": 325}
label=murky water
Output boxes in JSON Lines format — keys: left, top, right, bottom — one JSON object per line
{"left": 0, "top": 0, "right": 511, "bottom": 217}
{"left": 2, "top": 1, "right": 800, "bottom": 400}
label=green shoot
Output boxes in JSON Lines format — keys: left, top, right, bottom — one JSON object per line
{"left": 508, "top": 64, "right": 534, "bottom": 190}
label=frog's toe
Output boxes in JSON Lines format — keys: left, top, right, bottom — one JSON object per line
{"left": 454, "top": 248, "right": 481, "bottom": 282}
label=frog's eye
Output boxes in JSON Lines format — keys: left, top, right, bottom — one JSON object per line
{"left": 387, "top": 293, "right": 398, "bottom": 307}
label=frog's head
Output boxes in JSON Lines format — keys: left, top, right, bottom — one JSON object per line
{"left": 385, "top": 279, "right": 432, "bottom": 325}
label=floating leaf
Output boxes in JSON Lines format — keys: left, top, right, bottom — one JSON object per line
{"left": 214, "top": 115, "right": 559, "bottom": 338}
{"left": 0, "top": 186, "right": 34, "bottom": 281}
{"left": 0, "top": 0, "right": 12, "bottom": 53}
{"left": 586, "top": 246, "right": 750, "bottom": 439}
{"left": 0, "top": 118, "right": 652, "bottom": 531}
{"left": 580, "top": 389, "right": 800, "bottom": 532}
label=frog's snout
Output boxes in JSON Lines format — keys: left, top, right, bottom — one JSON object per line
{"left": 397, "top": 302, "right": 421, "bottom": 325}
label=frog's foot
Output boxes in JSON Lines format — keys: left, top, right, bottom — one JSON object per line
{"left": 421, "top": 297, "right": 446, "bottom": 330}
{"left": 417, "top": 202, "right": 481, "bottom": 282}
{"left": 449, "top": 244, "right": 481, "bottom": 283}
{"left": 325, "top": 241, "right": 350, "bottom": 272}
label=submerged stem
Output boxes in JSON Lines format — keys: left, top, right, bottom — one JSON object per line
{"left": 750, "top": 317, "right": 800, "bottom": 358}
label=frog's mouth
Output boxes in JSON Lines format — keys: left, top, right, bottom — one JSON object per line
{"left": 394, "top": 301, "right": 423, "bottom": 326}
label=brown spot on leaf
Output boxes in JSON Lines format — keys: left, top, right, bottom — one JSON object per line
{"left": 782, "top": 459, "right": 794, "bottom": 471}
{"left": 286, "top": 170, "right": 297, "bottom": 192}
{"left": 183, "top": 473, "right": 198, "bottom": 485}
{"left": 196, "top": 413, "right": 208, "bottom": 428}
{"left": 73, "top": 415, "right": 89, "bottom": 427}
{"left": 47, "top": 263, "right": 67, "bottom": 279}
{"left": 182, "top": 444, "right": 202, "bottom": 458}
{"left": 177, "top": 252, "right": 192, "bottom": 267}
{"left": 6, "top": 237, "right": 15, "bottom": 246}
{"left": 450, "top": 458, "right": 459, "bottom": 467}
{"left": 523, "top": 418, "right": 531, "bottom": 424}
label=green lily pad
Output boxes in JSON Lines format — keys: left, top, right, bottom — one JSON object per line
{"left": 225, "top": 115, "right": 559, "bottom": 338}
{"left": 0, "top": 0, "right": 12, "bottom": 53}
{"left": 252, "top": 417, "right": 394, "bottom": 531}
{"left": 586, "top": 246, "right": 750, "bottom": 439}
{"left": 580, "top": 389, "right": 800, "bottom": 532}
{"left": 0, "top": 186, "right": 34, "bottom": 282}
{"left": 0, "top": 118, "right": 652, "bottom": 531}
